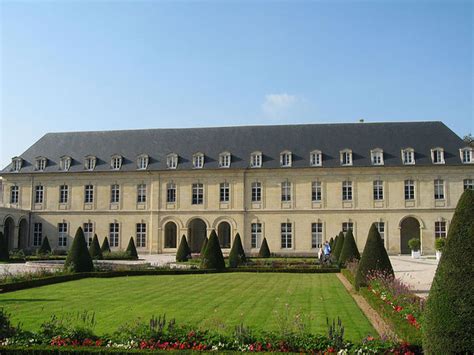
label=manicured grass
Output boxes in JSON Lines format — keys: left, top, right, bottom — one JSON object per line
{"left": 0, "top": 273, "right": 375, "bottom": 341}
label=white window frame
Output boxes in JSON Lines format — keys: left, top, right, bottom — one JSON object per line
{"left": 280, "top": 151, "right": 292, "bottom": 167}
{"left": 342, "top": 181, "right": 353, "bottom": 201}
{"left": 167, "top": 153, "right": 178, "bottom": 169}
{"left": 83, "top": 222, "right": 94, "bottom": 246}
{"left": 219, "top": 152, "right": 231, "bottom": 168}
{"left": 375, "top": 221, "right": 385, "bottom": 242}
{"left": 431, "top": 148, "right": 445, "bottom": 165}
{"left": 310, "top": 150, "right": 322, "bottom": 167}
{"left": 111, "top": 155, "right": 122, "bottom": 170}
{"left": 11, "top": 157, "right": 23, "bottom": 172}
{"left": 58, "top": 222, "right": 68, "bottom": 247}
{"left": 373, "top": 180, "right": 384, "bottom": 200}
{"left": 342, "top": 222, "right": 354, "bottom": 233}
{"left": 137, "top": 184, "right": 146, "bottom": 203}
{"left": 220, "top": 182, "right": 230, "bottom": 202}
{"left": 35, "top": 157, "right": 47, "bottom": 171}
{"left": 84, "top": 184, "right": 94, "bottom": 203}
{"left": 167, "top": 182, "right": 176, "bottom": 203}
{"left": 312, "top": 181, "right": 322, "bottom": 202}
{"left": 59, "top": 185, "right": 69, "bottom": 204}
{"left": 435, "top": 221, "right": 447, "bottom": 238}
{"left": 110, "top": 184, "right": 120, "bottom": 203}
{"left": 136, "top": 223, "right": 147, "bottom": 248}
{"left": 35, "top": 185, "right": 44, "bottom": 204}
{"left": 370, "top": 149, "right": 384, "bottom": 166}
{"left": 33, "top": 222, "right": 42, "bottom": 247}
{"left": 340, "top": 149, "right": 353, "bottom": 166}
{"left": 281, "top": 222, "right": 292, "bottom": 249}
{"left": 281, "top": 181, "right": 291, "bottom": 202}
{"left": 460, "top": 147, "right": 473, "bottom": 164}
{"left": 10, "top": 185, "right": 19, "bottom": 204}
{"left": 434, "top": 179, "right": 445, "bottom": 200}
{"left": 311, "top": 222, "right": 323, "bottom": 249}
{"left": 192, "top": 183, "right": 204, "bottom": 205}
{"left": 137, "top": 154, "right": 149, "bottom": 170}
{"left": 464, "top": 178, "right": 474, "bottom": 191}
{"left": 193, "top": 153, "right": 204, "bottom": 169}
{"left": 251, "top": 223, "right": 262, "bottom": 249}
{"left": 60, "top": 156, "right": 71, "bottom": 171}
{"left": 404, "top": 179, "right": 415, "bottom": 200}
{"left": 251, "top": 181, "right": 262, "bottom": 202}
{"left": 84, "top": 156, "right": 96, "bottom": 171}
{"left": 109, "top": 222, "right": 119, "bottom": 247}
{"left": 250, "top": 151, "right": 262, "bottom": 168}
{"left": 402, "top": 148, "right": 415, "bottom": 165}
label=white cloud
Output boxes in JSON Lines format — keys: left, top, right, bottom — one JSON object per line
{"left": 262, "top": 93, "right": 298, "bottom": 117}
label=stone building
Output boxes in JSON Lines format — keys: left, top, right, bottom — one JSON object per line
{"left": 0, "top": 121, "right": 472, "bottom": 255}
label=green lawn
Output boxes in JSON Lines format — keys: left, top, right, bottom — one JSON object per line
{"left": 0, "top": 273, "right": 375, "bottom": 341}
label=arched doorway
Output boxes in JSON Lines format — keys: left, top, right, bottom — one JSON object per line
{"left": 400, "top": 217, "right": 420, "bottom": 254}
{"left": 188, "top": 218, "right": 207, "bottom": 253}
{"left": 164, "top": 222, "right": 177, "bottom": 249}
{"left": 218, "top": 222, "right": 231, "bottom": 249}
{"left": 18, "top": 219, "right": 28, "bottom": 250}
{"left": 3, "top": 217, "right": 15, "bottom": 250}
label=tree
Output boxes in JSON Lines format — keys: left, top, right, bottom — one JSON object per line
{"left": 423, "top": 189, "right": 474, "bottom": 354}
{"left": 0, "top": 232, "right": 9, "bottom": 262}
{"left": 64, "top": 227, "right": 94, "bottom": 272}
{"left": 229, "top": 233, "right": 246, "bottom": 268}
{"left": 258, "top": 237, "right": 271, "bottom": 258}
{"left": 200, "top": 230, "right": 225, "bottom": 270}
{"left": 101, "top": 236, "right": 111, "bottom": 253}
{"left": 176, "top": 235, "right": 191, "bottom": 262}
{"left": 339, "top": 229, "right": 360, "bottom": 266}
{"left": 463, "top": 133, "right": 473, "bottom": 147}
{"left": 354, "top": 224, "right": 393, "bottom": 290}
{"left": 38, "top": 236, "right": 52, "bottom": 255}
{"left": 333, "top": 231, "right": 345, "bottom": 261}
{"left": 89, "top": 234, "right": 103, "bottom": 260}
{"left": 126, "top": 237, "right": 139, "bottom": 260}
{"left": 200, "top": 237, "right": 208, "bottom": 256}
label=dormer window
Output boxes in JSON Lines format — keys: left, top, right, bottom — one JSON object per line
{"left": 250, "top": 151, "right": 262, "bottom": 168}
{"left": 11, "top": 157, "right": 23, "bottom": 172}
{"left": 402, "top": 148, "right": 415, "bottom": 165}
{"left": 310, "top": 150, "right": 322, "bottom": 167}
{"left": 111, "top": 155, "right": 122, "bottom": 170}
{"left": 84, "top": 156, "right": 96, "bottom": 171}
{"left": 167, "top": 153, "right": 178, "bottom": 169}
{"left": 340, "top": 149, "right": 352, "bottom": 166}
{"left": 280, "top": 151, "right": 292, "bottom": 167}
{"left": 137, "top": 154, "right": 149, "bottom": 170}
{"left": 219, "top": 152, "right": 231, "bottom": 168}
{"left": 60, "top": 156, "right": 72, "bottom": 171}
{"left": 431, "top": 148, "right": 445, "bottom": 164}
{"left": 460, "top": 147, "right": 473, "bottom": 164}
{"left": 371, "top": 149, "right": 384, "bottom": 166}
{"left": 35, "top": 157, "right": 47, "bottom": 171}
{"left": 193, "top": 153, "right": 204, "bottom": 169}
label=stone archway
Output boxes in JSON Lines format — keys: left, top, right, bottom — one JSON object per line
{"left": 164, "top": 221, "right": 177, "bottom": 249}
{"left": 400, "top": 217, "right": 420, "bottom": 254}
{"left": 188, "top": 218, "right": 207, "bottom": 253}
{"left": 3, "top": 217, "right": 15, "bottom": 250}
{"left": 218, "top": 222, "right": 231, "bottom": 249}
{"left": 18, "top": 219, "right": 28, "bottom": 250}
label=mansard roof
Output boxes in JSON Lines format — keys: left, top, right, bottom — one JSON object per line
{"left": 1, "top": 121, "right": 466, "bottom": 173}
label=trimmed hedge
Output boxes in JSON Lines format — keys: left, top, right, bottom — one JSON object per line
{"left": 64, "top": 227, "right": 94, "bottom": 273}
{"left": 38, "top": 236, "right": 52, "bottom": 255}
{"left": 338, "top": 229, "right": 360, "bottom": 267}
{"left": 176, "top": 235, "right": 191, "bottom": 262}
{"left": 125, "top": 237, "right": 139, "bottom": 260}
{"left": 0, "top": 231, "right": 9, "bottom": 261}
{"left": 101, "top": 237, "right": 111, "bottom": 253}
{"left": 258, "top": 238, "right": 271, "bottom": 258}
{"left": 228, "top": 233, "right": 246, "bottom": 268}
{"left": 332, "top": 231, "right": 344, "bottom": 261}
{"left": 329, "top": 237, "right": 334, "bottom": 250}
{"left": 200, "top": 237, "right": 208, "bottom": 256}
{"left": 0, "top": 345, "right": 181, "bottom": 354}
{"left": 89, "top": 234, "right": 103, "bottom": 260}
{"left": 200, "top": 231, "right": 225, "bottom": 270}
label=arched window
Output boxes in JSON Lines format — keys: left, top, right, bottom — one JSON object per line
{"left": 164, "top": 222, "right": 177, "bottom": 248}
{"left": 218, "top": 222, "right": 231, "bottom": 248}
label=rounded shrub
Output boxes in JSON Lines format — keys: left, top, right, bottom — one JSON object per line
{"left": 423, "top": 189, "right": 474, "bottom": 354}
{"left": 126, "top": 237, "right": 139, "bottom": 260}
{"left": 64, "top": 227, "right": 94, "bottom": 272}
{"left": 434, "top": 237, "right": 446, "bottom": 251}
{"left": 0, "top": 231, "right": 9, "bottom": 261}
{"left": 339, "top": 229, "right": 360, "bottom": 267}
{"left": 201, "top": 230, "right": 225, "bottom": 270}
{"left": 258, "top": 237, "right": 271, "bottom": 258}
{"left": 176, "top": 235, "right": 191, "bottom": 262}
{"left": 354, "top": 224, "right": 393, "bottom": 290}
{"left": 89, "top": 234, "right": 103, "bottom": 260}
{"left": 408, "top": 238, "right": 421, "bottom": 251}
{"left": 333, "top": 231, "right": 345, "bottom": 261}
{"left": 100, "top": 236, "right": 111, "bottom": 253}
{"left": 229, "top": 233, "right": 246, "bottom": 268}
{"left": 38, "top": 236, "right": 52, "bottom": 255}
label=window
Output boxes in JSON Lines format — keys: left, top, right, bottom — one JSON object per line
{"left": 250, "top": 152, "right": 262, "bottom": 168}
{"left": 460, "top": 147, "right": 473, "bottom": 164}
{"left": 342, "top": 222, "right": 353, "bottom": 233}
{"left": 251, "top": 182, "right": 262, "bottom": 202}
{"left": 192, "top": 183, "right": 203, "bottom": 205}
{"left": 220, "top": 182, "right": 230, "bottom": 202}
{"left": 137, "top": 155, "right": 149, "bottom": 170}
{"left": 136, "top": 223, "right": 146, "bottom": 248}
{"left": 402, "top": 148, "right": 415, "bottom": 165}
{"left": 167, "top": 153, "right": 178, "bottom": 169}
{"left": 219, "top": 152, "right": 231, "bottom": 168}
{"left": 83, "top": 222, "right": 93, "bottom": 246}
{"left": 11, "top": 157, "right": 22, "bottom": 172}
{"left": 58, "top": 223, "right": 68, "bottom": 247}
{"left": 84, "top": 156, "right": 96, "bottom": 171}
{"left": 431, "top": 148, "right": 445, "bottom": 164}
{"left": 167, "top": 183, "right": 176, "bottom": 203}
{"left": 35, "top": 157, "right": 47, "bottom": 171}
{"left": 10, "top": 186, "right": 19, "bottom": 204}
{"left": 434, "top": 179, "right": 445, "bottom": 200}
{"left": 33, "top": 223, "right": 42, "bottom": 247}
{"left": 84, "top": 185, "right": 94, "bottom": 203}
{"left": 110, "top": 184, "right": 120, "bottom": 203}
{"left": 60, "top": 156, "right": 71, "bottom": 171}
{"left": 251, "top": 223, "right": 262, "bottom": 248}
{"left": 373, "top": 180, "right": 384, "bottom": 200}
{"left": 35, "top": 185, "right": 44, "bottom": 204}
{"left": 281, "top": 223, "right": 292, "bottom": 249}
{"left": 164, "top": 222, "right": 177, "bottom": 248}
{"left": 464, "top": 179, "right": 474, "bottom": 191}
{"left": 193, "top": 153, "right": 204, "bottom": 169}
{"left": 109, "top": 223, "right": 119, "bottom": 247}
{"left": 281, "top": 181, "right": 291, "bottom": 202}
{"left": 375, "top": 222, "right": 385, "bottom": 242}
{"left": 435, "top": 221, "right": 447, "bottom": 238}
{"left": 111, "top": 155, "right": 122, "bottom": 170}
{"left": 312, "top": 181, "right": 322, "bottom": 202}
{"left": 404, "top": 179, "right": 415, "bottom": 200}
{"left": 59, "top": 185, "right": 69, "bottom": 203}
{"left": 280, "top": 151, "right": 292, "bottom": 167}
{"left": 311, "top": 223, "right": 323, "bottom": 249}
{"left": 340, "top": 150, "right": 352, "bottom": 166}
{"left": 371, "top": 149, "right": 384, "bottom": 165}
{"left": 137, "top": 184, "right": 146, "bottom": 203}
{"left": 310, "top": 150, "right": 322, "bottom": 167}
{"left": 342, "top": 181, "right": 352, "bottom": 201}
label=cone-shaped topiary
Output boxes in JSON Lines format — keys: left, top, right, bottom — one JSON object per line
{"left": 101, "top": 236, "right": 111, "bottom": 253}
{"left": 126, "top": 237, "right": 139, "bottom": 260}
{"left": 333, "top": 231, "right": 345, "bottom": 261}
{"left": 355, "top": 224, "right": 393, "bottom": 290}
{"left": 423, "top": 189, "right": 474, "bottom": 354}
{"left": 339, "top": 229, "right": 360, "bottom": 267}
{"left": 329, "top": 237, "right": 335, "bottom": 250}
{"left": 200, "top": 237, "right": 208, "bottom": 256}
{"left": 89, "top": 234, "right": 103, "bottom": 260}
{"left": 229, "top": 233, "right": 246, "bottom": 268}
{"left": 176, "top": 235, "right": 191, "bottom": 262}
{"left": 201, "top": 230, "right": 225, "bottom": 270}
{"left": 0, "top": 232, "right": 9, "bottom": 261}
{"left": 258, "top": 237, "right": 271, "bottom": 258}
{"left": 64, "top": 227, "right": 94, "bottom": 272}
{"left": 38, "top": 236, "right": 51, "bottom": 255}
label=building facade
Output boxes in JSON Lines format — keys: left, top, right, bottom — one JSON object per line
{"left": 0, "top": 122, "right": 472, "bottom": 255}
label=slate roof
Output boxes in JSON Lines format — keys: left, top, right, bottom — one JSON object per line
{"left": 1, "top": 121, "right": 468, "bottom": 174}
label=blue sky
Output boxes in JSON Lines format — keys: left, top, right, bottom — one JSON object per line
{"left": 1, "top": 0, "right": 472, "bottom": 167}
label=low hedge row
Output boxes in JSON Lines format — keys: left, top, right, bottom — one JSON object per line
{"left": 341, "top": 268, "right": 354, "bottom": 285}
{"left": 0, "top": 346, "right": 201, "bottom": 354}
